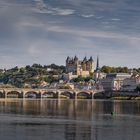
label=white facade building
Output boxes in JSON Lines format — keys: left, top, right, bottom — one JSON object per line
{"left": 101, "top": 73, "right": 131, "bottom": 91}
{"left": 121, "top": 77, "right": 140, "bottom": 91}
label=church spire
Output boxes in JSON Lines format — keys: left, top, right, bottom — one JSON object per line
{"left": 96, "top": 55, "right": 99, "bottom": 71}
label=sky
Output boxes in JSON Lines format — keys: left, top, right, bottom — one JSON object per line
{"left": 0, "top": 0, "right": 140, "bottom": 69}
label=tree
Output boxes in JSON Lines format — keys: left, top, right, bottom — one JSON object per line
{"left": 32, "top": 63, "right": 43, "bottom": 68}
{"left": 101, "top": 66, "right": 112, "bottom": 73}
{"left": 101, "top": 66, "right": 129, "bottom": 73}
{"left": 72, "top": 76, "right": 85, "bottom": 83}
{"left": 19, "top": 67, "right": 26, "bottom": 74}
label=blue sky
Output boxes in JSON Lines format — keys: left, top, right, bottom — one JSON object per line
{"left": 0, "top": 0, "right": 140, "bottom": 68}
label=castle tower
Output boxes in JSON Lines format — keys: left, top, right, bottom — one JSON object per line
{"left": 66, "top": 56, "right": 70, "bottom": 63}
{"left": 74, "top": 55, "right": 78, "bottom": 64}
{"left": 82, "top": 56, "right": 87, "bottom": 71}
{"left": 66, "top": 56, "right": 78, "bottom": 75}
{"left": 66, "top": 56, "right": 70, "bottom": 73}
{"left": 89, "top": 56, "right": 94, "bottom": 73}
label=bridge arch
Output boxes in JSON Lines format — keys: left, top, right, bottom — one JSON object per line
{"left": 60, "top": 91, "right": 74, "bottom": 99}
{"left": 42, "top": 91, "right": 55, "bottom": 98}
{"left": 77, "top": 91, "right": 91, "bottom": 99}
{"left": 7, "top": 91, "right": 21, "bottom": 98}
{"left": 25, "top": 91, "right": 38, "bottom": 98}
{"left": 0, "top": 91, "right": 4, "bottom": 98}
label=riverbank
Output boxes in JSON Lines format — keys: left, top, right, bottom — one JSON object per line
{"left": 94, "top": 91, "right": 140, "bottom": 100}
{"left": 111, "top": 96, "right": 140, "bottom": 100}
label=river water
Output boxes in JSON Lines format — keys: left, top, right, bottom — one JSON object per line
{"left": 0, "top": 99, "right": 140, "bottom": 140}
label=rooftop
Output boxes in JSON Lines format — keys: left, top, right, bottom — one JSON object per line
{"left": 106, "top": 73, "right": 131, "bottom": 78}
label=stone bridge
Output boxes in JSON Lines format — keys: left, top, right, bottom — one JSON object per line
{"left": 0, "top": 88, "right": 98, "bottom": 99}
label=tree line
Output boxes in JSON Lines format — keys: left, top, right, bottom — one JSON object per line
{"left": 0, "top": 64, "right": 139, "bottom": 88}
{"left": 100, "top": 66, "right": 140, "bottom": 74}
{"left": 0, "top": 64, "right": 65, "bottom": 88}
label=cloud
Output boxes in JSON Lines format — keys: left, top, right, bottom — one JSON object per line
{"left": 51, "top": 8, "right": 75, "bottom": 16}
{"left": 34, "top": 0, "right": 47, "bottom": 11}
{"left": 81, "top": 14, "right": 94, "bottom": 18}
{"left": 111, "top": 18, "right": 120, "bottom": 21}
{"left": 33, "top": 0, "right": 75, "bottom": 16}
{"left": 47, "top": 25, "right": 140, "bottom": 41}
{"left": 34, "top": 6, "right": 75, "bottom": 16}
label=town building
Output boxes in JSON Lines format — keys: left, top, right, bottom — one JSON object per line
{"left": 61, "top": 72, "right": 78, "bottom": 81}
{"left": 121, "top": 75, "right": 140, "bottom": 91}
{"left": 101, "top": 73, "right": 131, "bottom": 91}
{"left": 66, "top": 56, "right": 94, "bottom": 77}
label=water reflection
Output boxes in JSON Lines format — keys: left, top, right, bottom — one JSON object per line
{"left": 0, "top": 99, "right": 140, "bottom": 140}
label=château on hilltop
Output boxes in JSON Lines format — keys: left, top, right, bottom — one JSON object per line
{"left": 66, "top": 56, "right": 94, "bottom": 77}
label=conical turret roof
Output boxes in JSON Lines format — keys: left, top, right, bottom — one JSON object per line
{"left": 83, "top": 56, "right": 87, "bottom": 61}
{"left": 89, "top": 56, "right": 93, "bottom": 61}
{"left": 74, "top": 55, "right": 78, "bottom": 61}
{"left": 66, "top": 56, "right": 70, "bottom": 62}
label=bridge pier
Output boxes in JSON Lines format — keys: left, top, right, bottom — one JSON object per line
{"left": 57, "top": 90, "right": 61, "bottom": 99}
{"left": 40, "top": 91, "right": 46, "bottom": 99}
{"left": 74, "top": 91, "right": 78, "bottom": 100}
{"left": 39, "top": 91, "right": 42, "bottom": 98}
{"left": 22, "top": 92, "right": 26, "bottom": 98}
{"left": 19, "top": 91, "right": 23, "bottom": 98}
{"left": 5, "top": 91, "right": 7, "bottom": 99}
{"left": 36, "top": 91, "right": 41, "bottom": 98}
{"left": 90, "top": 92, "right": 94, "bottom": 99}
{"left": 91, "top": 92, "right": 94, "bottom": 99}
{"left": 92, "top": 91, "right": 96, "bottom": 99}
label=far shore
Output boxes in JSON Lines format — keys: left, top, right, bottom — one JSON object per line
{"left": 94, "top": 91, "right": 140, "bottom": 100}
